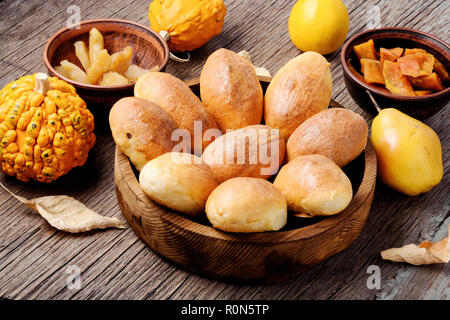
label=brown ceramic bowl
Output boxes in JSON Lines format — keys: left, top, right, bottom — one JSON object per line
{"left": 341, "top": 28, "right": 450, "bottom": 119}
{"left": 43, "top": 19, "right": 169, "bottom": 115}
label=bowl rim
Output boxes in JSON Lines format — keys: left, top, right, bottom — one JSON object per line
{"left": 43, "top": 18, "right": 170, "bottom": 91}
{"left": 341, "top": 27, "right": 450, "bottom": 101}
{"left": 114, "top": 76, "right": 378, "bottom": 244}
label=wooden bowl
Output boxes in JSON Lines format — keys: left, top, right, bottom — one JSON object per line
{"left": 114, "top": 77, "right": 377, "bottom": 283}
{"left": 341, "top": 28, "right": 450, "bottom": 120}
{"left": 43, "top": 19, "right": 169, "bottom": 114}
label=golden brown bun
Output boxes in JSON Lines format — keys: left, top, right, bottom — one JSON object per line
{"left": 200, "top": 48, "right": 263, "bottom": 132}
{"left": 287, "top": 108, "right": 368, "bottom": 167}
{"left": 109, "top": 97, "right": 178, "bottom": 171}
{"left": 134, "top": 71, "right": 219, "bottom": 153}
{"left": 201, "top": 125, "right": 285, "bottom": 183}
{"left": 273, "top": 155, "right": 352, "bottom": 216}
{"left": 139, "top": 152, "right": 218, "bottom": 216}
{"left": 264, "top": 51, "right": 332, "bottom": 141}
{"left": 206, "top": 177, "right": 287, "bottom": 233}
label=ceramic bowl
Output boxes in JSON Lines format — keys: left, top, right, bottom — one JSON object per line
{"left": 43, "top": 19, "right": 169, "bottom": 115}
{"left": 341, "top": 27, "right": 450, "bottom": 119}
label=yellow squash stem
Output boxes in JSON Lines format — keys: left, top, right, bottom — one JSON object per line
{"left": 34, "top": 72, "right": 50, "bottom": 95}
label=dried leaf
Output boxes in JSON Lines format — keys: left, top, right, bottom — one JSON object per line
{"left": 0, "top": 182, "right": 125, "bottom": 233}
{"left": 33, "top": 196, "right": 125, "bottom": 233}
{"left": 381, "top": 226, "right": 450, "bottom": 265}
{"left": 0, "top": 182, "right": 35, "bottom": 209}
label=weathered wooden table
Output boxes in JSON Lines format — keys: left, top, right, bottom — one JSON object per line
{"left": 0, "top": 0, "right": 448, "bottom": 300}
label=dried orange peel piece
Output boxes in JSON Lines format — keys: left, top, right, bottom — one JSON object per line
{"left": 381, "top": 226, "right": 450, "bottom": 265}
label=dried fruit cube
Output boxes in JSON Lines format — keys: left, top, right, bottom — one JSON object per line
{"left": 409, "top": 73, "right": 444, "bottom": 92}
{"left": 382, "top": 61, "right": 415, "bottom": 96}
{"left": 353, "top": 39, "right": 378, "bottom": 60}
{"left": 361, "top": 59, "right": 385, "bottom": 84}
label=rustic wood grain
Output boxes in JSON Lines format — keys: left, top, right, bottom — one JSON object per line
{"left": 0, "top": 0, "right": 448, "bottom": 300}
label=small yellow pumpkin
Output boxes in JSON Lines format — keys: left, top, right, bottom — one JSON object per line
{"left": 148, "top": 0, "right": 227, "bottom": 52}
{"left": 0, "top": 73, "right": 96, "bottom": 183}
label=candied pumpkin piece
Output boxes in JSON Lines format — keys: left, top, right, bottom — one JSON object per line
{"left": 383, "top": 61, "right": 415, "bottom": 96}
{"left": 379, "top": 48, "right": 403, "bottom": 75}
{"left": 414, "top": 90, "right": 432, "bottom": 96}
{"left": 387, "top": 47, "right": 404, "bottom": 57}
{"left": 361, "top": 59, "right": 385, "bottom": 85}
{"left": 433, "top": 59, "right": 449, "bottom": 82}
{"left": 353, "top": 39, "right": 378, "bottom": 60}
{"left": 380, "top": 47, "right": 403, "bottom": 59}
{"left": 405, "top": 48, "right": 449, "bottom": 82}
{"left": 404, "top": 48, "right": 428, "bottom": 56}
{"left": 408, "top": 73, "right": 444, "bottom": 92}
{"left": 397, "top": 52, "right": 434, "bottom": 77}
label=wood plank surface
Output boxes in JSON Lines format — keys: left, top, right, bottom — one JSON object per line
{"left": 0, "top": 0, "right": 448, "bottom": 300}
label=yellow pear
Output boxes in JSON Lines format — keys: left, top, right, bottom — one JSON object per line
{"left": 371, "top": 108, "right": 443, "bottom": 196}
